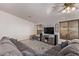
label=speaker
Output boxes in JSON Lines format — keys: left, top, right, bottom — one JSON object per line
{"left": 40, "top": 33, "right": 42, "bottom": 41}
{"left": 54, "top": 35, "right": 58, "bottom": 45}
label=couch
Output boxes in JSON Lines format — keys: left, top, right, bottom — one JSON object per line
{"left": 0, "top": 36, "right": 22, "bottom": 56}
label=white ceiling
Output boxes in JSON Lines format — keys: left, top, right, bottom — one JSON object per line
{"left": 0, "top": 3, "right": 79, "bottom": 25}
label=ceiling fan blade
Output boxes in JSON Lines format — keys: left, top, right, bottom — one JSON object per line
{"left": 46, "top": 3, "right": 66, "bottom": 14}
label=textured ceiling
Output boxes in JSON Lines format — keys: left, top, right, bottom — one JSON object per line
{"left": 0, "top": 3, "right": 79, "bottom": 24}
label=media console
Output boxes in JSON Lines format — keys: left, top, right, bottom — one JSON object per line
{"left": 30, "top": 34, "right": 58, "bottom": 45}
{"left": 41, "top": 35, "right": 58, "bottom": 45}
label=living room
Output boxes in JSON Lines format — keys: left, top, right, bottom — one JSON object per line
{"left": 0, "top": 0, "right": 79, "bottom": 57}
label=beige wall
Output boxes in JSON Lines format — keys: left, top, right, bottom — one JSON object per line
{"left": 0, "top": 10, "right": 35, "bottom": 40}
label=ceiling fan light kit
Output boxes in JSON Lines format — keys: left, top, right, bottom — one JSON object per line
{"left": 62, "top": 3, "right": 77, "bottom": 13}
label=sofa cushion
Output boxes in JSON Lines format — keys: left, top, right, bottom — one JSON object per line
{"left": 9, "top": 38, "right": 17, "bottom": 44}
{"left": 0, "top": 36, "right": 16, "bottom": 48}
{"left": 61, "top": 41, "right": 68, "bottom": 49}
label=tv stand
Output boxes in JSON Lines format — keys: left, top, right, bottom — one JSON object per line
{"left": 41, "top": 35, "right": 55, "bottom": 45}
{"left": 30, "top": 34, "right": 58, "bottom": 45}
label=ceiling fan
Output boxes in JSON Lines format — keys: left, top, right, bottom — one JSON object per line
{"left": 61, "top": 3, "right": 78, "bottom": 13}
{"left": 47, "top": 3, "right": 79, "bottom": 14}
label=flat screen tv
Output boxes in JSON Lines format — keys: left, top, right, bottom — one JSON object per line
{"left": 44, "top": 27, "right": 54, "bottom": 34}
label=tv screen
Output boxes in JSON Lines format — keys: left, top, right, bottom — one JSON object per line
{"left": 44, "top": 27, "right": 54, "bottom": 34}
